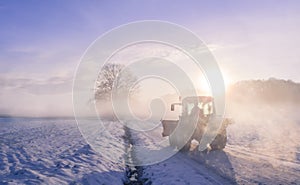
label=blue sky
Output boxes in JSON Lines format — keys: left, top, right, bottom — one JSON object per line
{"left": 0, "top": 0, "right": 300, "bottom": 116}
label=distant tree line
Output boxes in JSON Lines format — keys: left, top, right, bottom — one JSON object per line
{"left": 228, "top": 78, "right": 300, "bottom": 104}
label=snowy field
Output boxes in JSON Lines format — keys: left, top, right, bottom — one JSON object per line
{"left": 0, "top": 115, "right": 300, "bottom": 184}
{"left": 0, "top": 118, "right": 126, "bottom": 185}
{"left": 130, "top": 120, "right": 300, "bottom": 185}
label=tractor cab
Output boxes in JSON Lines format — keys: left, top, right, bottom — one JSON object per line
{"left": 173, "top": 96, "right": 215, "bottom": 117}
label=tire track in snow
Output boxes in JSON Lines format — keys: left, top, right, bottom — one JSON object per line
{"left": 123, "top": 125, "right": 150, "bottom": 185}
{"left": 128, "top": 125, "right": 235, "bottom": 185}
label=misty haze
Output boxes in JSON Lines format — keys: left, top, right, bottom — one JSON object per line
{"left": 1, "top": 1, "right": 300, "bottom": 185}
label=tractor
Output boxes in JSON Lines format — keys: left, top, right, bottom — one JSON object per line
{"left": 161, "top": 96, "right": 232, "bottom": 151}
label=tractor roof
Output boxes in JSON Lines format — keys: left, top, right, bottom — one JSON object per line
{"left": 182, "top": 96, "right": 213, "bottom": 103}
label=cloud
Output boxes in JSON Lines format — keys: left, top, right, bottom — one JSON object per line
{"left": 0, "top": 74, "right": 74, "bottom": 117}
{"left": 0, "top": 75, "right": 72, "bottom": 95}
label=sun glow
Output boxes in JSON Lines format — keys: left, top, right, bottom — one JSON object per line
{"left": 197, "top": 69, "right": 232, "bottom": 94}
{"left": 197, "top": 76, "right": 211, "bottom": 95}
{"left": 221, "top": 70, "right": 232, "bottom": 90}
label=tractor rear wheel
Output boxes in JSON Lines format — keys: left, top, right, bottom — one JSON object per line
{"left": 210, "top": 134, "right": 227, "bottom": 150}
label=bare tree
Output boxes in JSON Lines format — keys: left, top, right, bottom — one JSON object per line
{"left": 95, "top": 63, "right": 139, "bottom": 101}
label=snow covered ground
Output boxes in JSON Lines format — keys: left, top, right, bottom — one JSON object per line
{"left": 130, "top": 126, "right": 234, "bottom": 185}
{"left": 0, "top": 118, "right": 126, "bottom": 185}
{"left": 0, "top": 115, "right": 299, "bottom": 184}
{"left": 129, "top": 108, "right": 300, "bottom": 185}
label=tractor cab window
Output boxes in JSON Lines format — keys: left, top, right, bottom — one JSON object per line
{"left": 203, "top": 101, "right": 213, "bottom": 115}
{"left": 184, "top": 101, "right": 213, "bottom": 117}
{"left": 186, "top": 102, "right": 201, "bottom": 116}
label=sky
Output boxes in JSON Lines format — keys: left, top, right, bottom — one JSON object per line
{"left": 0, "top": 0, "right": 300, "bottom": 117}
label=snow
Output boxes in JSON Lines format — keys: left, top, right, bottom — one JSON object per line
{"left": 0, "top": 114, "right": 299, "bottom": 184}
{"left": 130, "top": 125, "right": 234, "bottom": 185}
{"left": 129, "top": 112, "right": 300, "bottom": 185}
{"left": 0, "top": 118, "right": 126, "bottom": 185}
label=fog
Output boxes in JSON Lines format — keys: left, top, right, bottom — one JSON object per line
{"left": 2, "top": 70, "right": 300, "bottom": 162}
{"left": 226, "top": 94, "right": 300, "bottom": 163}
{"left": 0, "top": 91, "right": 73, "bottom": 117}
{"left": 94, "top": 81, "right": 300, "bottom": 164}
{"left": 0, "top": 74, "right": 74, "bottom": 117}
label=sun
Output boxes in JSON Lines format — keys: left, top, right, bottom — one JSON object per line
{"left": 221, "top": 70, "right": 232, "bottom": 90}
{"left": 197, "top": 70, "right": 232, "bottom": 94}
{"left": 197, "top": 76, "right": 211, "bottom": 94}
